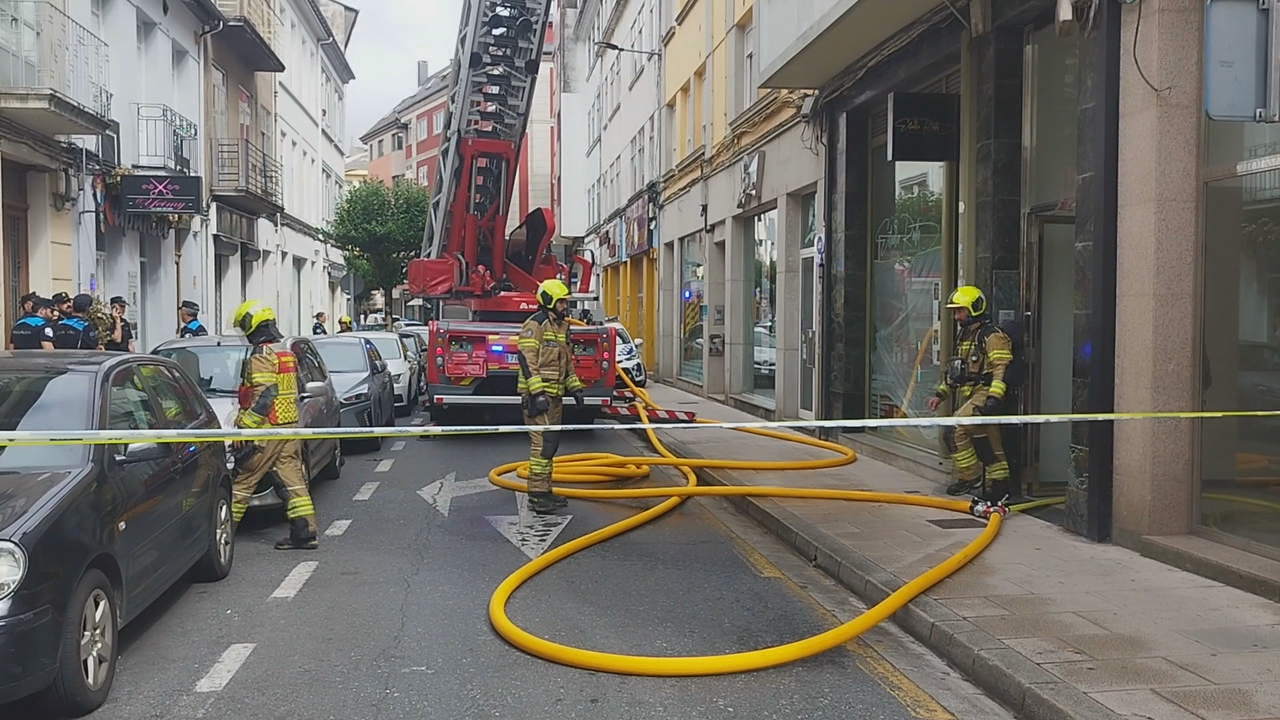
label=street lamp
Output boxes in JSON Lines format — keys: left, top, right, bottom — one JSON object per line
{"left": 594, "top": 41, "right": 661, "bottom": 58}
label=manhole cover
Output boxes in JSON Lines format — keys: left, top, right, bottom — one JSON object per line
{"left": 927, "top": 517, "right": 988, "bottom": 529}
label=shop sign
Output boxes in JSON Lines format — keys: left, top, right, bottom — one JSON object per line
{"left": 886, "top": 92, "right": 960, "bottom": 163}
{"left": 119, "top": 174, "right": 202, "bottom": 214}
{"left": 623, "top": 196, "right": 651, "bottom": 257}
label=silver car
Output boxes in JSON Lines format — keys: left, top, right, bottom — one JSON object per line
{"left": 312, "top": 334, "right": 396, "bottom": 451}
{"left": 153, "top": 335, "right": 344, "bottom": 509}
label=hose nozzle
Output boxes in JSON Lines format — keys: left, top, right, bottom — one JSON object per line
{"left": 969, "top": 497, "right": 1009, "bottom": 519}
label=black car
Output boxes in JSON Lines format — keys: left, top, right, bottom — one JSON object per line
{"left": 0, "top": 351, "right": 234, "bottom": 715}
{"left": 312, "top": 335, "right": 395, "bottom": 452}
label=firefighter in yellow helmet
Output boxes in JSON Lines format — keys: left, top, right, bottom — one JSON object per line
{"left": 337, "top": 315, "right": 353, "bottom": 333}
{"left": 228, "top": 300, "right": 319, "bottom": 550}
{"left": 517, "top": 278, "right": 585, "bottom": 515}
{"left": 925, "top": 286, "right": 1013, "bottom": 500}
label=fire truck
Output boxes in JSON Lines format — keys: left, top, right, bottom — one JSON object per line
{"left": 406, "top": 0, "right": 615, "bottom": 424}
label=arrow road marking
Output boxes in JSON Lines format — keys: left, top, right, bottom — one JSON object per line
{"left": 417, "top": 471, "right": 500, "bottom": 517}
{"left": 486, "top": 492, "right": 572, "bottom": 559}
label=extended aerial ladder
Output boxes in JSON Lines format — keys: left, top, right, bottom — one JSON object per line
{"left": 407, "top": 0, "right": 595, "bottom": 318}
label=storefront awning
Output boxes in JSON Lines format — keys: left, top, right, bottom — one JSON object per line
{"left": 760, "top": 0, "right": 941, "bottom": 90}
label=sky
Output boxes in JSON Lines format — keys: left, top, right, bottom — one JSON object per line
{"left": 342, "top": 0, "right": 466, "bottom": 150}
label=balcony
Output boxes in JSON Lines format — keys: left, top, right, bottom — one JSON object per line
{"left": 136, "top": 104, "right": 197, "bottom": 174}
{"left": 212, "top": 138, "right": 283, "bottom": 216}
{"left": 214, "top": 0, "right": 285, "bottom": 73}
{"left": 0, "top": 0, "right": 112, "bottom": 135}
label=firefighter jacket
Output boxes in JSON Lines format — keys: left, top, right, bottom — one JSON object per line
{"left": 934, "top": 321, "right": 1014, "bottom": 402}
{"left": 516, "top": 310, "right": 585, "bottom": 397}
{"left": 236, "top": 342, "right": 301, "bottom": 428}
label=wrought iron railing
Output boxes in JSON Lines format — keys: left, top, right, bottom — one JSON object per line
{"left": 213, "top": 138, "right": 281, "bottom": 206}
{"left": 136, "top": 104, "right": 197, "bottom": 173}
{"left": 0, "top": 0, "right": 112, "bottom": 120}
{"left": 215, "top": 0, "right": 278, "bottom": 49}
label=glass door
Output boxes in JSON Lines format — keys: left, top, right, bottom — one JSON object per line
{"left": 1021, "top": 212, "right": 1078, "bottom": 495}
{"left": 799, "top": 192, "right": 818, "bottom": 418}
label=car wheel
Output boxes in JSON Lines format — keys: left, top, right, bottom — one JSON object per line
{"left": 45, "top": 569, "right": 117, "bottom": 716}
{"left": 319, "top": 441, "right": 342, "bottom": 480}
{"left": 192, "top": 481, "right": 235, "bottom": 583}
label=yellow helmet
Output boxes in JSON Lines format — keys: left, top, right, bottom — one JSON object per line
{"left": 945, "top": 285, "right": 987, "bottom": 317}
{"left": 230, "top": 300, "right": 276, "bottom": 335}
{"left": 339, "top": 315, "right": 352, "bottom": 324}
{"left": 536, "top": 278, "right": 571, "bottom": 309}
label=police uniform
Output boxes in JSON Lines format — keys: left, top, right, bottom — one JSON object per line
{"left": 516, "top": 279, "right": 585, "bottom": 514}
{"left": 312, "top": 321, "right": 327, "bottom": 335}
{"left": 179, "top": 318, "right": 208, "bottom": 338}
{"left": 9, "top": 312, "right": 53, "bottom": 349}
{"left": 229, "top": 300, "right": 318, "bottom": 550}
{"left": 52, "top": 316, "right": 99, "bottom": 350}
{"left": 933, "top": 286, "right": 1012, "bottom": 499}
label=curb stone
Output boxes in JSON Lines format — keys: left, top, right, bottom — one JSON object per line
{"left": 629, "top": 428, "right": 1123, "bottom": 720}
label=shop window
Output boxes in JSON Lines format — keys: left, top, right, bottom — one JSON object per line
{"left": 1200, "top": 169, "right": 1280, "bottom": 556}
{"left": 745, "top": 210, "right": 777, "bottom": 400}
{"left": 868, "top": 146, "right": 947, "bottom": 450}
{"left": 679, "top": 234, "right": 706, "bottom": 382}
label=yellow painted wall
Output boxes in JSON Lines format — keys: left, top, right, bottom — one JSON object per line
{"left": 598, "top": 252, "right": 658, "bottom": 366}
{"left": 663, "top": 0, "right": 706, "bottom": 104}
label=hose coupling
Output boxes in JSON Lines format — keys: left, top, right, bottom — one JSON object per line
{"left": 969, "top": 498, "right": 1009, "bottom": 519}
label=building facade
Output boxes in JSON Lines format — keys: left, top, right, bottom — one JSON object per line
{"left": 654, "top": 0, "right": 821, "bottom": 418}
{"left": 552, "top": 0, "right": 599, "bottom": 308}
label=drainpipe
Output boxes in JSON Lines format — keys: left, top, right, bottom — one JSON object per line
{"left": 319, "top": 36, "right": 337, "bottom": 325}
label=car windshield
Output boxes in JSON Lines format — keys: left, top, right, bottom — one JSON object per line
{"left": 0, "top": 371, "right": 94, "bottom": 470}
{"left": 368, "top": 336, "right": 404, "bottom": 360}
{"left": 315, "top": 340, "right": 368, "bottom": 373}
{"left": 613, "top": 325, "right": 634, "bottom": 345}
{"left": 155, "top": 345, "right": 248, "bottom": 395}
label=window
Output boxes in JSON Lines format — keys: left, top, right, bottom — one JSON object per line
{"left": 0, "top": 371, "right": 93, "bottom": 470}
{"left": 393, "top": 133, "right": 405, "bottom": 151}
{"left": 140, "top": 365, "right": 205, "bottom": 426}
{"left": 418, "top": 165, "right": 428, "bottom": 185}
{"left": 376, "top": 139, "right": 385, "bottom": 157}
{"left": 684, "top": 87, "right": 694, "bottom": 153}
{"left": 107, "top": 368, "right": 162, "bottom": 432}
{"left": 418, "top": 117, "right": 427, "bottom": 139}
{"left": 679, "top": 234, "right": 706, "bottom": 382}
{"left": 745, "top": 210, "right": 777, "bottom": 401}
{"left": 433, "top": 110, "right": 445, "bottom": 134}
{"left": 291, "top": 341, "right": 328, "bottom": 384}
{"left": 743, "top": 24, "right": 757, "bottom": 109}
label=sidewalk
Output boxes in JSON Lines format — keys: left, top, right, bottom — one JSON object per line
{"left": 627, "top": 383, "right": 1280, "bottom": 720}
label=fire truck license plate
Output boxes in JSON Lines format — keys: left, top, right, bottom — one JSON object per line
{"left": 504, "top": 353, "right": 519, "bottom": 364}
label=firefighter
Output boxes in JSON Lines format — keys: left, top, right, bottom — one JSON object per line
{"left": 517, "top": 278, "right": 585, "bottom": 515}
{"left": 228, "top": 300, "right": 319, "bottom": 550}
{"left": 337, "top": 315, "right": 353, "bottom": 333}
{"left": 925, "top": 285, "right": 1013, "bottom": 500}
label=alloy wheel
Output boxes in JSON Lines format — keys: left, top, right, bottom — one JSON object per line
{"left": 79, "top": 589, "right": 113, "bottom": 691}
{"left": 215, "top": 497, "right": 233, "bottom": 567}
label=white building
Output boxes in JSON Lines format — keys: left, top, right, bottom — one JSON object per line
{"left": 554, "top": 0, "right": 599, "bottom": 310}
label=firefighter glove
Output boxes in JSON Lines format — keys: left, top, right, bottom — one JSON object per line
{"left": 977, "top": 396, "right": 1002, "bottom": 416}
{"left": 570, "top": 389, "right": 585, "bottom": 407}
{"left": 529, "top": 392, "right": 550, "bottom": 417}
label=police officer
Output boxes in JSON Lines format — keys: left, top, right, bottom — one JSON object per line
{"left": 228, "top": 300, "right": 319, "bottom": 550}
{"left": 104, "top": 296, "right": 135, "bottom": 352}
{"left": 926, "top": 285, "right": 1013, "bottom": 500}
{"left": 52, "top": 294, "right": 102, "bottom": 350}
{"left": 8, "top": 296, "right": 55, "bottom": 350}
{"left": 516, "top": 278, "right": 586, "bottom": 515}
{"left": 17, "top": 291, "right": 37, "bottom": 316}
{"left": 178, "top": 300, "right": 208, "bottom": 338}
{"left": 312, "top": 312, "right": 328, "bottom": 335}
{"left": 50, "top": 291, "right": 71, "bottom": 321}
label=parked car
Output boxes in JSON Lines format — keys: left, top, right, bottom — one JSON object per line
{"left": 153, "top": 335, "right": 344, "bottom": 507}
{"left": 352, "top": 331, "right": 417, "bottom": 416}
{"left": 606, "top": 321, "right": 647, "bottom": 388}
{"left": 312, "top": 335, "right": 395, "bottom": 451}
{"left": 398, "top": 330, "right": 429, "bottom": 390}
{"left": 0, "top": 351, "right": 234, "bottom": 715}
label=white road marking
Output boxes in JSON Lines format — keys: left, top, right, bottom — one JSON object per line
{"left": 391, "top": 440, "right": 406, "bottom": 451}
{"left": 270, "top": 561, "right": 318, "bottom": 599}
{"left": 324, "top": 519, "right": 352, "bottom": 537}
{"left": 195, "top": 643, "right": 256, "bottom": 692}
{"left": 374, "top": 459, "right": 395, "bottom": 473}
{"left": 353, "top": 481, "right": 380, "bottom": 500}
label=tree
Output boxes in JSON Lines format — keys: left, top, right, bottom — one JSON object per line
{"left": 328, "top": 177, "right": 430, "bottom": 319}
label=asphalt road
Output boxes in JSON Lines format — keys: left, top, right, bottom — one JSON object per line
{"left": 4, "top": 409, "right": 1013, "bottom": 720}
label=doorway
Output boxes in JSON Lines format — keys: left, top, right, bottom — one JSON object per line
{"left": 798, "top": 191, "right": 819, "bottom": 418}
{"left": 1020, "top": 212, "right": 1078, "bottom": 495}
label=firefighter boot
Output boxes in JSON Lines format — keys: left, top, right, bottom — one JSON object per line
{"left": 946, "top": 471, "right": 984, "bottom": 497}
{"left": 275, "top": 517, "right": 319, "bottom": 550}
{"left": 528, "top": 492, "right": 565, "bottom": 515}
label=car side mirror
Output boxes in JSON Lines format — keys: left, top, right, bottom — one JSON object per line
{"left": 114, "top": 441, "right": 169, "bottom": 465}
{"left": 633, "top": 338, "right": 644, "bottom": 347}
{"left": 299, "top": 381, "right": 329, "bottom": 400}
{"left": 373, "top": 360, "right": 388, "bottom": 374}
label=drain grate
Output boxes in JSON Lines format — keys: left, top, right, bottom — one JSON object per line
{"left": 926, "top": 517, "right": 988, "bottom": 529}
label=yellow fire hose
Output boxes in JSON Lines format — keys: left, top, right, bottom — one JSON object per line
{"left": 484, "top": 369, "right": 1057, "bottom": 676}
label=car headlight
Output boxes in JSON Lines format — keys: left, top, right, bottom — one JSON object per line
{"left": 341, "top": 389, "right": 370, "bottom": 405}
{"left": 394, "top": 373, "right": 404, "bottom": 384}
{"left": 0, "top": 540, "right": 28, "bottom": 601}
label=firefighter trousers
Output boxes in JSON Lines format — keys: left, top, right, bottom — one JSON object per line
{"left": 231, "top": 436, "right": 317, "bottom": 536}
{"left": 942, "top": 391, "right": 1010, "bottom": 488}
{"left": 523, "top": 395, "right": 563, "bottom": 494}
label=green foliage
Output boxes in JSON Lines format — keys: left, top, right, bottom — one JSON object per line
{"left": 328, "top": 177, "right": 430, "bottom": 304}
{"left": 895, "top": 188, "right": 943, "bottom": 229}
